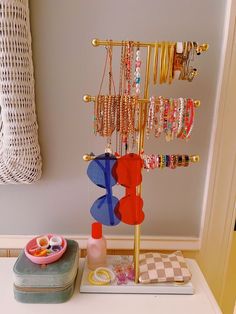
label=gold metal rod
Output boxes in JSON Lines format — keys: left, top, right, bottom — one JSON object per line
{"left": 91, "top": 39, "right": 209, "bottom": 53}
{"left": 83, "top": 95, "right": 201, "bottom": 108}
{"left": 83, "top": 153, "right": 200, "bottom": 163}
{"left": 133, "top": 45, "right": 152, "bottom": 284}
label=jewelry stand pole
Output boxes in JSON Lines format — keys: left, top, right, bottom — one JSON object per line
{"left": 83, "top": 38, "right": 208, "bottom": 286}
{"left": 134, "top": 44, "right": 151, "bottom": 283}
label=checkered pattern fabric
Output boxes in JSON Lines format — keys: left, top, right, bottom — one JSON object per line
{"left": 139, "top": 251, "right": 191, "bottom": 284}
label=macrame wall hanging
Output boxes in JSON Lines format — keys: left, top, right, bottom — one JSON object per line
{"left": 0, "top": 0, "right": 42, "bottom": 183}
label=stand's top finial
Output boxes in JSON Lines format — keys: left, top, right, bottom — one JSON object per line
{"left": 92, "top": 39, "right": 98, "bottom": 47}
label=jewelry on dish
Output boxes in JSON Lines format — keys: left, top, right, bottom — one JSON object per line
{"left": 49, "top": 235, "right": 62, "bottom": 247}
{"left": 88, "top": 270, "right": 110, "bottom": 286}
{"left": 36, "top": 236, "right": 49, "bottom": 249}
{"left": 94, "top": 267, "right": 116, "bottom": 283}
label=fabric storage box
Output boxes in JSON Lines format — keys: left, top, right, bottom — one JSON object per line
{"left": 13, "top": 239, "right": 79, "bottom": 303}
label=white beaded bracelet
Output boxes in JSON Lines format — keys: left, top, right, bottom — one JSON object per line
{"left": 177, "top": 97, "right": 184, "bottom": 136}
{"left": 176, "top": 42, "right": 184, "bottom": 53}
{"left": 94, "top": 267, "right": 116, "bottom": 283}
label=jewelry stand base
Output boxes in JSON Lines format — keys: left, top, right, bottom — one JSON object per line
{"left": 79, "top": 255, "right": 194, "bottom": 294}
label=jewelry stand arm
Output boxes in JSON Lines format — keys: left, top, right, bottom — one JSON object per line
{"left": 91, "top": 38, "right": 209, "bottom": 54}
{"left": 83, "top": 95, "right": 201, "bottom": 108}
{"left": 83, "top": 154, "right": 200, "bottom": 163}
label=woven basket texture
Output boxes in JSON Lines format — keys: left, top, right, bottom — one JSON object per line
{"left": 0, "top": 0, "right": 42, "bottom": 183}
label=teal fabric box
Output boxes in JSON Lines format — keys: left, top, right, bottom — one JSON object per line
{"left": 13, "top": 239, "right": 79, "bottom": 303}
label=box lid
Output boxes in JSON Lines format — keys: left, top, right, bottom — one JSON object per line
{"left": 13, "top": 239, "right": 79, "bottom": 288}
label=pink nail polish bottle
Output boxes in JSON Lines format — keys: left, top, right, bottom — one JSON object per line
{"left": 87, "top": 222, "right": 107, "bottom": 270}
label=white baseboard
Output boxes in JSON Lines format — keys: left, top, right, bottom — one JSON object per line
{"left": 0, "top": 235, "right": 200, "bottom": 250}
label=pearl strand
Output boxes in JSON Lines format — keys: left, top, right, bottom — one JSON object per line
{"left": 134, "top": 48, "right": 141, "bottom": 95}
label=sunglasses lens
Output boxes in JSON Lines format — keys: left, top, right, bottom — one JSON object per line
{"left": 90, "top": 195, "right": 120, "bottom": 226}
{"left": 113, "top": 153, "right": 142, "bottom": 187}
{"left": 87, "top": 153, "right": 117, "bottom": 188}
{"left": 115, "top": 195, "right": 144, "bottom": 225}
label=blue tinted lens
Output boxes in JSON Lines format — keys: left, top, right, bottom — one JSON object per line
{"left": 87, "top": 153, "right": 117, "bottom": 188}
{"left": 90, "top": 195, "right": 120, "bottom": 226}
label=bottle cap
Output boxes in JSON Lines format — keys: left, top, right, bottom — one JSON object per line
{"left": 92, "top": 222, "right": 102, "bottom": 239}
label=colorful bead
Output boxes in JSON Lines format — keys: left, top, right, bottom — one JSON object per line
{"left": 166, "top": 155, "right": 170, "bottom": 167}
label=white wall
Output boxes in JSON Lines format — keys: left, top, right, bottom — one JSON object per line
{"left": 0, "top": 0, "right": 226, "bottom": 238}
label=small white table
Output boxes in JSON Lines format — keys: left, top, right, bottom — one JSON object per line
{"left": 0, "top": 257, "right": 222, "bottom": 314}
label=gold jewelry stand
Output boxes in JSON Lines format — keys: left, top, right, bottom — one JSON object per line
{"left": 83, "top": 38, "right": 208, "bottom": 284}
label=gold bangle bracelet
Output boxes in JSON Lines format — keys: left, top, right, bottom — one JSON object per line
{"left": 160, "top": 42, "right": 165, "bottom": 84}
{"left": 161, "top": 42, "right": 168, "bottom": 84}
{"left": 168, "top": 43, "right": 175, "bottom": 84}
{"left": 159, "top": 155, "right": 164, "bottom": 168}
{"left": 153, "top": 42, "right": 158, "bottom": 85}
{"left": 88, "top": 270, "right": 110, "bottom": 286}
{"left": 163, "top": 42, "right": 169, "bottom": 83}
{"left": 94, "top": 267, "right": 116, "bottom": 282}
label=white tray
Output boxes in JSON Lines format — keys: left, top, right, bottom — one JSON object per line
{"left": 80, "top": 255, "right": 194, "bottom": 294}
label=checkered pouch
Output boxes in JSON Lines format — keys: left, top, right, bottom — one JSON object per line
{"left": 139, "top": 251, "right": 191, "bottom": 284}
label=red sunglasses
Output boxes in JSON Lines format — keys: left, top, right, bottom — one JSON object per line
{"left": 113, "top": 153, "right": 145, "bottom": 225}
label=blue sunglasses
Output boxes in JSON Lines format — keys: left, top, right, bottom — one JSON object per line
{"left": 87, "top": 153, "right": 120, "bottom": 226}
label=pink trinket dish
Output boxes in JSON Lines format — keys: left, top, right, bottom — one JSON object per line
{"left": 24, "top": 234, "right": 67, "bottom": 264}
